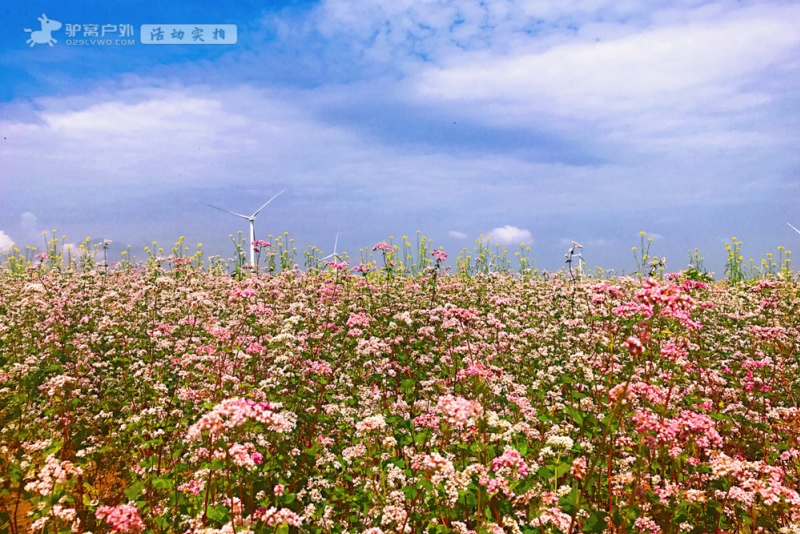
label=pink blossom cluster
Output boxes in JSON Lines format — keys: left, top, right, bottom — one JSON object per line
{"left": 228, "top": 442, "right": 263, "bottom": 467}
{"left": 431, "top": 249, "right": 448, "bottom": 263}
{"left": 491, "top": 448, "right": 530, "bottom": 478}
{"left": 177, "top": 479, "right": 204, "bottom": 495}
{"left": 443, "top": 307, "right": 478, "bottom": 325}
{"left": 355, "top": 414, "right": 387, "bottom": 435}
{"left": 185, "top": 397, "right": 294, "bottom": 442}
{"left": 632, "top": 408, "right": 723, "bottom": 454}
{"left": 456, "top": 361, "right": 496, "bottom": 380}
{"left": 633, "top": 516, "right": 662, "bottom": 534}
{"left": 228, "top": 286, "right": 256, "bottom": 302}
{"left": 24, "top": 455, "right": 82, "bottom": 496}
{"left": 435, "top": 394, "right": 484, "bottom": 428}
{"left": 411, "top": 452, "right": 455, "bottom": 474}
{"left": 96, "top": 504, "right": 145, "bottom": 533}
{"left": 252, "top": 506, "right": 304, "bottom": 526}
{"left": 301, "top": 358, "right": 334, "bottom": 376}
{"left": 708, "top": 452, "right": 800, "bottom": 506}
{"left": 635, "top": 278, "right": 701, "bottom": 328}
{"left": 371, "top": 242, "right": 392, "bottom": 253}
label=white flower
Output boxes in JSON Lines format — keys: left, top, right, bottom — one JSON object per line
{"left": 545, "top": 435, "right": 574, "bottom": 451}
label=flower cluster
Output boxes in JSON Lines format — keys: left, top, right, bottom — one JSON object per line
{"left": 2, "top": 266, "right": 799, "bottom": 533}
{"left": 96, "top": 504, "right": 145, "bottom": 533}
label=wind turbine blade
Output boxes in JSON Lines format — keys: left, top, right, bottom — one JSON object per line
{"left": 251, "top": 189, "right": 287, "bottom": 218}
{"left": 322, "top": 231, "right": 341, "bottom": 260}
{"left": 788, "top": 222, "right": 800, "bottom": 236}
{"left": 201, "top": 202, "right": 249, "bottom": 219}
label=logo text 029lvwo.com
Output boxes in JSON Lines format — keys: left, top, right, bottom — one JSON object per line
{"left": 65, "top": 38, "right": 136, "bottom": 46}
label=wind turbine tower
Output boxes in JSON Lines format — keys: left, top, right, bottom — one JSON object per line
{"left": 203, "top": 189, "right": 286, "bottom": 267}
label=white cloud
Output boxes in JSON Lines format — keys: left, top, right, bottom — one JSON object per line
{"left": 20, "top": 212, "right": 38, "bottom": 233}
{"left": 0, "top": 231, "right": 14, "bottom": 253}
{"left": 0, "top": 85, "right": 646, "bottom": 214}
{"left": 310, "top": 0, "right": 651, "bottom": 66}
{"left": 413, "top": 3, "right": 800, "bottom": 146}
{"left": 487, "top": 225, "right": 532, "bottom": 246}
{"left": 448, "top": 230, "right": 468, "bottom": 239}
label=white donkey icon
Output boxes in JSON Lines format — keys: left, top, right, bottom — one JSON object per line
{"left": 24, "top": 14, "right": 63, "bottom": 47}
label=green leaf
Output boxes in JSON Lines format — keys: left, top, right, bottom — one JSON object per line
{"left": 7, "top": 464, "right": 22, "bottom": 483}
{"left": 124, "top": 481, "right": 145, "bottom": 501}
{"left": 402, "top": 485, "right": 417, "bottom": 500}
{"left": 566, "top": 406, "right": 584, "bottom": 425}
{"left": 537, "top": 466, "right": 554, "bottom": 479}
{"left": 389, "top": 458, "right": 406, "bottom": 469}
{"left": 151, "top": 476, "right": 173, "bottom": 490}
{"left": 559, "top": 484, "right": 579, "bottom": 511}
{"left": 584, "top": 512, "right": 609, "bottom": 533}
{"left": 401, "top": 379, "right": 416, "bottom": 392}
{"left": 554, "top": 462, "right": 571, "bottom": 478}
{"left": 206, "top": 504, "right": 229, "bottom": 523}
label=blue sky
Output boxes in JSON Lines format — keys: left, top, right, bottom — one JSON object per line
{"left": 2, "top": 0, "right": 800, "bottom": 275}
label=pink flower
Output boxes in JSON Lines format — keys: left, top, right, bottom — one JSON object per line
{"left": 252, "top": 506, "right": 303, "bottom": 527}
{"left": 347, "top": 312, "right": 371, "bottom": 328}
{"left": 492, "top": 448, "right": 530, "bottom": 478}
{"left": 634, "top": 516, "right": 662, "bottom": 534}
{"left": 623, "top": 336, "right": 644, "bottom": 357}
{"left": 96, "top": 504, "right": 145, "bottom": 533}
{"left": 435, "top": 394, "right": 483, "bottom": 428}
{"left": 431, "top": 250, "right": 448, "bottom": 263}
{"left": 355, "top": 414, "right": 387, "bottom": 435}
{"left": 177, "top": 480, "right": 203, "bottom": 495}
{"left": 571, "top": 457, "right": 588, "bottom": 479}
{"left": 412, "top": 413, "right": 440, "bottom": 429}
{"left": 351, "top": 263, "right": 372, "bottom": 273}
{"left": 326, "top": 260, "right": 349, "bottom": 270}
{"left": 186, "top": 398, "right": 294, "bottom": 442}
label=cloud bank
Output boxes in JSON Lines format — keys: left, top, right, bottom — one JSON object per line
{"left": 0, "top": 232, "right": 14, "bottom": 254}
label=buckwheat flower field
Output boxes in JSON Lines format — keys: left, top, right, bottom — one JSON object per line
{"left": 1, "top": 251, "right": 800, "bottom": 533}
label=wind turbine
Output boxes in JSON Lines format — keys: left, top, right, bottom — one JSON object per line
{"left": 321, "top": 230, "right": 342, "bottom": 264}
{"left": 788, "top": 222, "right": 800, "bottom": 236}
{"left": 203, "top": 189, "right": 286, "bottom": 267}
